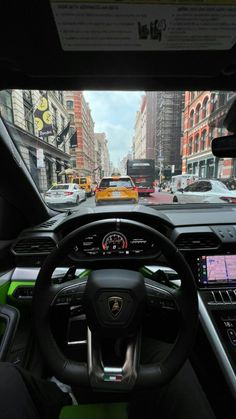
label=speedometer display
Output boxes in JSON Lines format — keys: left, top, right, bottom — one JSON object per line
{"left": 102, "top": 232, "right": 128, "bottom": 252}
{"left": 70, "top": 227, "right": 159, "bottom": 260}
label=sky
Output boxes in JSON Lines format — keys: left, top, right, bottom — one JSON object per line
{"left": 83, "top": 91, "right": 143, "bottom": 166}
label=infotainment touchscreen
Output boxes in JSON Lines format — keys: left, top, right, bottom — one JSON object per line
{"left": 197, "top": 255, "right": 236, "bottom": 286}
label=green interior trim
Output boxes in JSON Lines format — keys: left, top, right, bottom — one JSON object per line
{"left": 0, "top": 281, "right": 11, "bottom": 304}
{"left": 78, "top": 269, "right": 91, "bottom": 279}
{"left": 139, "top": 266, "right": 154, "bottom": 279}
{"left": 59, "top": 403, "right": 128, "bottom": 419}
{"left": 7, "top": 281, "right": 35, "bottom": 300}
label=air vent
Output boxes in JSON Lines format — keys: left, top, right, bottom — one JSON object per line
{"left": 175, "top": 233, "right": 219, "bottom": 250}
{"left": 39, "top": 219, "right": 57, "bottom": 228}
{"left": 13, "top": 237, "right": 56, "bottom": 254}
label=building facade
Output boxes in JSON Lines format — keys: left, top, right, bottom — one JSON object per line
{"left": 133, "top": 95, "right": 147, "bottom": 159}
{"left": 119, "top": 152, "right": 132, "bottom": 176}
{"left": 94, "top": 133, "right": 110, "bottom": 180}
{"left": 145, "top": 92, "right": 183, "bottom": 177}
{"left": 182, "top": 91, "right": 236, "bottom": 178}
{"left": 65, "top": 91, "right": 95, "bottom": 177}
{"left": 0, "top": 89, "right": 71, "bottom": 192}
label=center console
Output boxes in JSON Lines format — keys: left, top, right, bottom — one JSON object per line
{"left": 196, "top": 254, "right": 236, "bottom": 398}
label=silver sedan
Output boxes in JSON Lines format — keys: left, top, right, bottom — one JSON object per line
{"left": 45, "top": 183, "right": 86, "bottom": 206}
{"left": 173, "top": 179, "right": 236, "bottom": 204}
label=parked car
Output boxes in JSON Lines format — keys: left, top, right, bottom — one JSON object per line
{"left": 95, "top": 175, "right": 138, "bottom": 205}
{"left": 173, "top": 179, "right": 236, "bottom": 204}
{"left": 44, "top": 183, "right": 86, "bottom": 206}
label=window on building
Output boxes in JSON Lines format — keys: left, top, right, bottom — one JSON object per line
{"left": 66, "top": 100, "right": 74, "bottom": 110}
{"left": 58, "top": 91, "right": 64, "bottom": 104}
{"left": 61, "top": 115, "right": 65, "bottom": 131}
{"left": 201, "top": 130, "right": 207, "bottom": 150}
{"left": 69, "top": 113, "right": 75, "bottom": 124}
{"left": 218, "top": 92, "right": 226, "bottom": 108}
{"left": 60, "top": 115, "right": 66, "bottom": 151}
{"left": 0, "top": 90, "right": 14, "bottom": 123}
{"left": 71, "top": 159, "right": 76, "bottom": 168}
{"left": 208, "top": 127, "right": 214, "bottom": 144}
{"left": 23, "top": 90, "right": 34, "bottom": 135}
{"left": 189, "top": 137, "right": 193, "bottom": 155}
{"left": 195, "top": 104, "right": 201, "bottom": 124}
{"left": 210, "top": 93, "right": 217, "bottom": 113}
{"left": 194, "top": 134, "right": 199, "bottom": 153}
{"left": 52, "top": 104, "right": 58, "bottom": 133}
{"left": 190, "top": 92, "right": 195, "bottom": 101}
{"left": 189, "top": 110, "right": 194, "bottom": 127}
{"left": 202, "top": 97, "right": 209, "bottom": 119}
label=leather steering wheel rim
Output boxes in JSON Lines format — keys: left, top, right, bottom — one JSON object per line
{"left": 33, "top": 218, "right": 198, "bottom": 389}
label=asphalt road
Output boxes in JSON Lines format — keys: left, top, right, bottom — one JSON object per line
{"left": 76, "top": 188, "right": 173, "bottom": 210}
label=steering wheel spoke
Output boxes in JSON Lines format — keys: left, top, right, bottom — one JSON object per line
{"left": 88, "top": 328, "right": 141, "bottom": 391}
{"left": 50, "top": 279, "right": 87, "bottom": 308}
{"left": 145, "top": 278, "right": 182, "bottom": 312}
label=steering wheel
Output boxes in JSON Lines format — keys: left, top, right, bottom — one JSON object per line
{"left": 33, "top": 219, "right": 198, "bottom": 391}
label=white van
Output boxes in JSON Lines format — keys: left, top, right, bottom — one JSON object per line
{"left": 170, "top": 174, "right": 199, "bottom": 193}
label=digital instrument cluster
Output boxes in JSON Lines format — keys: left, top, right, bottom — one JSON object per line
{"left": 71, "top": 229, "right": 158, "bottom": 260}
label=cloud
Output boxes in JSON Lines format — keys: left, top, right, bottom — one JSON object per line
{"left": 83, "top": 91, "right": 143, "bottom": 164}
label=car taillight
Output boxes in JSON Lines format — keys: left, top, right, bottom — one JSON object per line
{"left": 220, "top": 196, "right": 236, "bottom": 204}
{"left": 64, "top": 192, "right": 74, "bottom": 196}
{"left": 95, "top": 187, "right": 101, "bottom": 192}
{"left": 132, "top": 187, "right": 138, "bottom": 192}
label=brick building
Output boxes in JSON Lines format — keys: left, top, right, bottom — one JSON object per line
{"left": 65, "top": 91, "right": 95, "bottom": 177}
{"left": 182, "top": 91, "right": 236, "bottom": 178}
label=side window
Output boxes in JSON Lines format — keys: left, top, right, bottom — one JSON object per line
{"left": 197, "top": 181, "right": 212, "bottom": 192}
{"left": 184, "top": 182, "right": 199, "bottom": 192}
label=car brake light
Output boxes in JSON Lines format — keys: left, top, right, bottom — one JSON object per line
{"left": 132, "top": 187, "right": 138, "bottom": 192}
{"left": 220, "top": 196, "right": 236, "bottom": 204}
{"left": 95, "top": 187, "right": 101, "bottom": 192}
{"left": 64, "top": 192, "right": 74, "bottom": 196}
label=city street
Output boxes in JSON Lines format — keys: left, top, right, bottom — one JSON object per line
{"left": 72, "top": 188, "right": 173, "bottom": 210}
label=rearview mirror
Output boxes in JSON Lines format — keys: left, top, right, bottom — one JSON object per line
{"left": 212, "top": 135, "right": 236, "bottom": 157}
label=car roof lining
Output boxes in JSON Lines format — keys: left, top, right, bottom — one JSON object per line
{"left": 1, "top": 2, "right": 236, "bottom": 91}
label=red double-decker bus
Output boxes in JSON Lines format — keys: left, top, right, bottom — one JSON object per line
{"left": 127, "top": 159, "right": 155, "bottom": 195}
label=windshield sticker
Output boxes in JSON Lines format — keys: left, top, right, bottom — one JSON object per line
{"left": 51, "top": 1, "right": 236, "bottom": 50}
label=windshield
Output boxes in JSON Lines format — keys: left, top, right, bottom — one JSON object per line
{"left": 1, "top": 90, "right": 236, "bottom": 209}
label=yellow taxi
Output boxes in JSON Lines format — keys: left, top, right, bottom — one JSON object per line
{"left": 95, "top": 176, "right": 139, "bottom": 205}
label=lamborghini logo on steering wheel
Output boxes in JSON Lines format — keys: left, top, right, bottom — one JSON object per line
{"left": 108, "top": 296, "right": 123, "bottom": 318}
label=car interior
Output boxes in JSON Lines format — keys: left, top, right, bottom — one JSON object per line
{"left": 1, "top": 1, "right": 236, "bottom": 419}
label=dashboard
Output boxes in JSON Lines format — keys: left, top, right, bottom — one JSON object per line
{"left": 10, "top": 203, "right": 236, "bottom": 274}
{"left": 7, "top": 204, "right": 236, "bottom": 399}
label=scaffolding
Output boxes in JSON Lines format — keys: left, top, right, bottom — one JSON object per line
{"left": 154, "top": 92, "right": 183, "bottom": 173}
